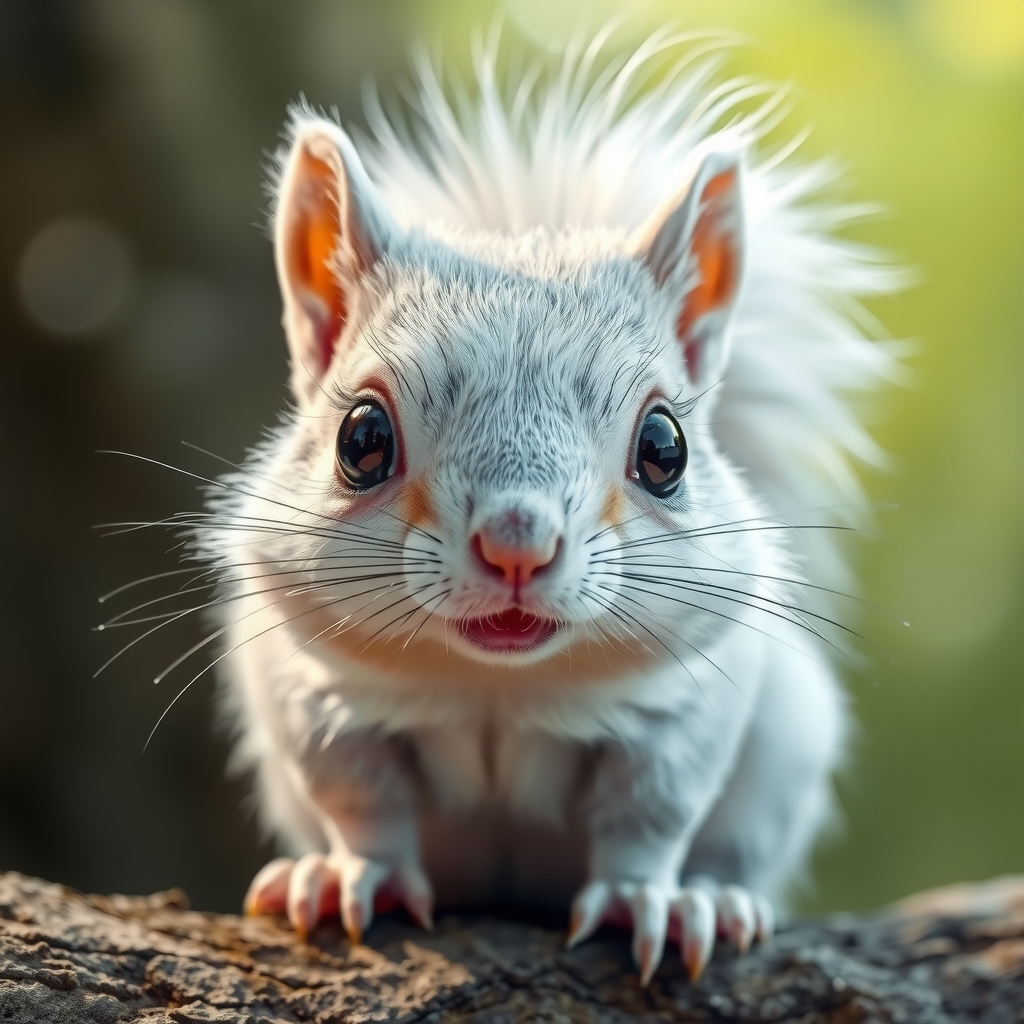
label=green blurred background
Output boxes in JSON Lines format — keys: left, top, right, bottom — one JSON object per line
{"left": 0, "top": 0, "right": 1020, "bottom": 916}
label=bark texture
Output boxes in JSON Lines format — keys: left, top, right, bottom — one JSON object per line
{"left": 1, "top": 870, "right": 1023, "bottom": 1023}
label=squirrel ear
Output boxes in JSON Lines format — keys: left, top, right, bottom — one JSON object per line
{"left": 274, "top": 114, "right": 396, "bottom": 404}
{"left": 630, "top": 151, "right": 744, "bottom": 387}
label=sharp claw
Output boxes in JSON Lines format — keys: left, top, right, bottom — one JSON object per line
{"left": 244, "top": 857, "right": 294, "bottom": 917}
{"left": 753, "top": 894, "right": 775, "bottom": 943}
{"left": 345, "top": 902, "right": 364, "bottom": 946}
{"left": 397, "top": 864, "right": 435, "bottom": 932}
{"left": 629, "top": 886, "right": 668, "bottom": 987}
{"left": 674, "top": 888, "right": 715, "bottom": 983}
{"left": 340, "top": 858, "right": 387, "bottom": 945}
{"left": 683, "top": 939, "right": 709, "bottom": 982}
{"left": 293, "top": 900, "right": 310, "bottom": 942}
{"left": 565, "top": 907, "right": 585, "bottom": 949}
{"left": 566, "top": 882, "right": 609, "bottom": 949}
{"left": 717, "top": 886, "right": 756, "bottom": 955}
{"left": 406, "top": 893, "right": 434, "bottom": 932}
{"left": 637, "top": 936, "right": 659, "bottom": 987}
{"left": 287, "top": 853, "right": 330, "bottom": 940}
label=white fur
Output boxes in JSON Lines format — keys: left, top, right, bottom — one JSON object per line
{"left": 199, "top": 33, "right": 899, "bottom": 967}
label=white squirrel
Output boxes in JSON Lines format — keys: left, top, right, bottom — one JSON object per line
{"left": 193, "top": 33, "right": 897, "bottom": 984}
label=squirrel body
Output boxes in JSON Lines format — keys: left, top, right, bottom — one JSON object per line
{"left": 202, "top": 37, "right": 896, "bottom": 981}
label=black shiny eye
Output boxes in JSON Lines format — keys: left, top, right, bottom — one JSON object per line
{"left": 635, "top": 407, "right": 687, "bottom": 498}
{"left": 337, "top": 401, "right": 395, "bottom": 488}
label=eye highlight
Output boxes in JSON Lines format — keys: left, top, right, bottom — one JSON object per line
{"left": 337, "top": 401, "right": 395, "bottom": 488}
{"left": 635, "top": 407, "right": 687, "bottom": 498}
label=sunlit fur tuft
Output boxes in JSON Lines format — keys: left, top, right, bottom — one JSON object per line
{"left": 360, "top": 28, "right": 905, "bottom": 593}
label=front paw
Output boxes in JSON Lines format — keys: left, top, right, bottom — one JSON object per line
{"left": 243, "top": 853, "right": 433, "bottom": 943}
{"left": 566, "top": 879, "right": 772, "bottom": 985}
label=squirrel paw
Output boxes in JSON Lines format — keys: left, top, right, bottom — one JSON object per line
{"left": 243, "top": 853, "right": 433, "bottom": 942}
{"left": 566, "top": 879, "right": 772, "bottom": 985}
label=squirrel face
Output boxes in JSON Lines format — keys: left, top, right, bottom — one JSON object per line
{"left": 226, "top": 117, "right": 770, "bottom": 679}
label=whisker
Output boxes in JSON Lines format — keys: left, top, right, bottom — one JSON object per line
{"left": 98, "top": 450, "right": 430, "bottom": 550}
{"left": 100, "top": 549, "right": 436, "bottom": 606}
{"left": 376, "top": 502, "right": 443, "bottom": 546}
{"left": 179, "top": 439, "right": 245, "bottom": 471}
{"left": 399, "top": 587, "right": 452, "bottom": 651}
{"left": 141, "top": 571, "right": 442, "bottom": 749}
{"left": 282, "top": 579, "right": 420, "bottom": 663}
{"left": 615, "top": 570, "right": 866, "bottom": 642}
{"left": 93, "top": 604, "right": 203, "bottom": 678}
{"left": 590, "top": 580, "right": 718, "bottom": 710}
{"left": 605, "top": 582, "right": 741, "bottom": 694}
{"left": 97, "top": 571, "right": 439, "bottom": 682}
{"left": 588, "top": 581, "right": 693, "bottom": 677}
{"left": 99, "top": 567, "right": 217, "bottom": 604}
{"left": 583, "top": 509, "right": 649, "bottom": 546}
{"left": 152, "top": 625, "right": 228, "bottom": 685}
{"left": 355, "top": 581, "right": 446, "bottom": 652}
{"left": 593, "top": 521, "right": 858, "bottom": 558}
{"left": 100, "top": 567, "right": 436, "bottom": 628}
{"left": 578, "top": 586, "right": 655, "bottom": 658}
{"left": 96, "top": 512, "right": 434, "bottom": 557}
{"left": 606, "top": 576, "right": 850, "bottom": 661}
{"left": 590, "top": 558, "right": 903, "bottom": 617}
{"left": 141, "top": 591, "right": 347, "bottom": 751}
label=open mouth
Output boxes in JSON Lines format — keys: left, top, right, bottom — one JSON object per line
{"left": 457, "top": 607, "right": 559, "bottom": 654}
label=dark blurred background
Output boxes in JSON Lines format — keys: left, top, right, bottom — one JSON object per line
{"left": 0, "top": 0, "right": 1021, "bottom": 916}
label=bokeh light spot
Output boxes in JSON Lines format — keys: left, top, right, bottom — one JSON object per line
{"left": 17, "top": 217, "right": 133, "bottom": 339}
{"left": 911, "top": 0, "right": 1024, "bottom": 77}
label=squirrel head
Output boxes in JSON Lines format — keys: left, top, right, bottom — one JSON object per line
{"left": 249, "top": 112, "right": 760, "bottom": 676}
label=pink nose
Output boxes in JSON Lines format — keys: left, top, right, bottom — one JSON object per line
{"left": 472, "top": 530, "right": 560, "bottom": 586}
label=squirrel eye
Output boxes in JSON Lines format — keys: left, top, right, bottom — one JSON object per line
{"left": 337, "top": 401, "right": 395, "bottom": 488}
{"left": 635, "top": 407, "right": 687, "bottom": 498}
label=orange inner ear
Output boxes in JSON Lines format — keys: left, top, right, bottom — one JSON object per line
{"left": 287, "top": 148, "right": 347, "bottom": 372}
{"left": 676, "top": 169, "right": 738, "bottom": 379}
